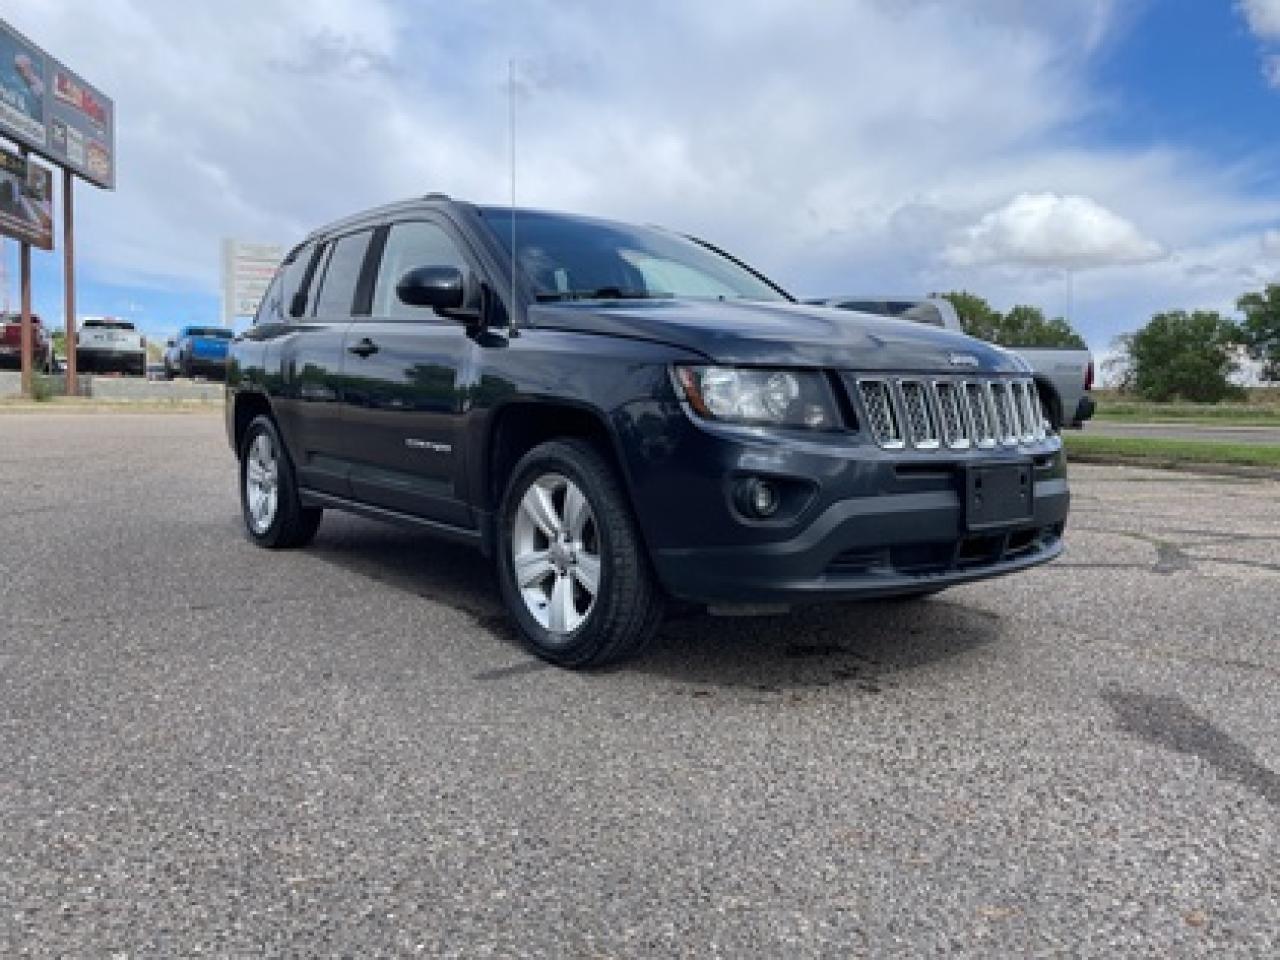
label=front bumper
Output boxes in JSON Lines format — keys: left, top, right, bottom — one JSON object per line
{"left": 652, "top": 479, "right": 1067, "bottom": 603}
{"left": 621, "top": 397, "right": 1070, "bottom": 605}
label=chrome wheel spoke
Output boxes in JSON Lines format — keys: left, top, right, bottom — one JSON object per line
{"left": 572, "top": 553, "right": 600, "bottom": 596}
{"left": 514, "top": 549, "right": 555, "bottom": 588}
{"left": 520, "top": 483, "right": 562, "bottom": 540}
{"left": 547, "top": 574, "right": 575, "bottom": 633}
{"left": 563, "top": 484, "right": 589, "bottom": 539}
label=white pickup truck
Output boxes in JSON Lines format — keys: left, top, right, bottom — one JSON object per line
{"left": 809, "top": 296, "right": 1095, "bottom": 430}
{"left": 76, "top": 317, "right": 147, "bottom": 377}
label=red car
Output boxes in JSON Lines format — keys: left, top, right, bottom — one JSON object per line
{"left": 0, "top": 313, "right": 54, "bottom": 373}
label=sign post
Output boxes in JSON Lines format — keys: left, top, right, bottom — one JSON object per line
{"left": 63, "top": 168, "right": 74, "bottom": 392}
{"left": 19, "top": 147, "right": 30, "bottom": 397}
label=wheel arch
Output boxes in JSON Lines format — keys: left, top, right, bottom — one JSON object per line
{"left": 480, "top": 399, "right": 636, "bottom": 517}
{"left": 231, "top": 390, "right": 275, "bottom": 456}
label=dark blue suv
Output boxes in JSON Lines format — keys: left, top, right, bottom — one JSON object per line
{"left": 226, "top": 196, "right": 1069, "bottom": 667}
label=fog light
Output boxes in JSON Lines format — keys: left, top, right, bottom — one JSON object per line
{"left": 737, "top": 478, "right": 780, "bottom": 518}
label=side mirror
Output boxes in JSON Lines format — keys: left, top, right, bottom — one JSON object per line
{"left": 397, "top": 266, "right": 466, "bottom": 313}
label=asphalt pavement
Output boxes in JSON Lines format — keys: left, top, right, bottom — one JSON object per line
{"left": 1084, "top": 419, "right": 1280, "bottom": 444}
{"left": 2, "top": 411, "right": 1278, "bottom": 957}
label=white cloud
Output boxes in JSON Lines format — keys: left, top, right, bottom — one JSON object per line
{"left": 943, "top": 193, "right": 1164, "bottom": 270}
{"left": 1239, "top": 0, "right": 1280, "bottom": 38}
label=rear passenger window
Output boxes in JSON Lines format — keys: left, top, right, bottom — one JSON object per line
{"left": 281, "top": 244, "right": 320, "bottom": 319}
{"left": 253, "top": 271, "right": 284, "bottom": 326}
{"left": 313, "top": 231, "right": 373, "bottom": 317}
{"left": 372, "top": 221, "right": 468, "bottom": 319}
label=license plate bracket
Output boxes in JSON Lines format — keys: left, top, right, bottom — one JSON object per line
{"left": 964, "top": 461, "right": 1034, "bottom": 531}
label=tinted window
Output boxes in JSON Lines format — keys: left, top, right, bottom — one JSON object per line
{"left": 372, "top": 221, "right": 468, "bottom": 318}
{"left": 479, "top": 208, "right": 788, "bottom": 302}
{"left": 313, "top": 231, "right": 372, "bottom": 317}
{"left": 253, "top": 272, "right": 284, "bottom": 326}
{"left": 282, "top": 243, "right": 320, "bottom": 319}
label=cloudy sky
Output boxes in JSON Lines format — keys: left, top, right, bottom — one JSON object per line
{"left": 5, "top": 0, "right": 1280, "bottom": 352}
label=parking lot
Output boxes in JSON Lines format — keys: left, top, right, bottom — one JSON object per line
{"left": 2, "top": 410, "right": 1278, "bottom": 956}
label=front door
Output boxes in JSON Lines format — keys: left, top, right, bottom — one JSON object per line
{"left": 340, "top": 219, "right": 477, "bottom": 526}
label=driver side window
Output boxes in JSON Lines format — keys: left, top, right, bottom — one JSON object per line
{"left": 372, "top": 220, "right": 468, "bottom": 319}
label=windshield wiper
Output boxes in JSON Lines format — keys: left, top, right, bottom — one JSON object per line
{"left": 535, "top": 287, "right": 671, "bottom": 302}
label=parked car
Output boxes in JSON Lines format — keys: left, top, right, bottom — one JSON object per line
{"left": 76, "top": 317, "right": 146, "bottom": 376}
{"left": 227, "top": 197, "right": 1069, "bottom": 668}
{"left": 163, "top": 325, "right": 234, "bottom": 379}
{"left": 807, "top": 296, "right": 1095, "bottom": 429}
{"left": 0, "top": 312, "right": 54, "bottom": 373}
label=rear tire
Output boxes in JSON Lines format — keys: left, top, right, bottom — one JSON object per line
{"left": 496, "top": 439, "right": 664, "bottom": 668}
{"left": 239, "top": 414, "right": 322, "bottom": 549}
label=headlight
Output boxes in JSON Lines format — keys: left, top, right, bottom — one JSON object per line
{"left": 672, "top": 365, "right": 840, "bottom": 430}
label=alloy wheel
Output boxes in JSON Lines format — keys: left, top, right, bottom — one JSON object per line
{"left": 511, "top": 472, "right": 601, "bottom": 636}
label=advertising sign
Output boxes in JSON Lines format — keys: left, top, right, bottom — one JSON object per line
{"left": 0, "top": 145, "right": 52, "bottom": 249}
{"left": 222, "top": 239, "right": 284, "bottom": 325}
{"left": 0, "top": 19, "right": 114, "bottom": 189}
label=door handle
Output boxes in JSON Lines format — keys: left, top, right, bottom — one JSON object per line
{"left": 347, "top": 337, "right": 379, "bottom": 358}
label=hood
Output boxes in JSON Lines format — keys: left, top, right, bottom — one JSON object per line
{"left": 526, "top": 299, "right": 1019, "bottom": 373}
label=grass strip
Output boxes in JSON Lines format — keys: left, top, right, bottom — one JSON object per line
{"left": 1065, "top": 432, "right": 1280, "bottom": 470}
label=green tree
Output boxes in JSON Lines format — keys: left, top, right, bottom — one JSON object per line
{"left": 1120, "top": 310, "right": 1242, "bottom": 402}
{"left": 935, "top": 292, "right": 1087, "bottom": 348}
{"left": 1235, "top": 284, "right": 1280, "bottom": 382}
{"left": 935, "top": 290, "right": 1003, "bottom": 342}
{"left": 1000, "top": 305, "right": 1087, "bottom": 349}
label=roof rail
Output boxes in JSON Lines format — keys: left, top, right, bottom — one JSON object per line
{"left": 422, "top": 192, "right": 451, "bottom": 201}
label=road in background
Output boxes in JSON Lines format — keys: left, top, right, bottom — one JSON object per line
{"left": 1085, "top": 419, "right": 1280, "bottom": 444}
{"left": 3, "top": 412, "right": 1278, "bottom": 956}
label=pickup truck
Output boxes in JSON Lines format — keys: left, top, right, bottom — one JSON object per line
{"left": 0, "top": 313, "right": 53, "bottom": 373}
{"left": 227, "top": 197, "right": 1069, "bottom": 668}
{"left": 164, "top": 325, "right": 233, "bottom": 379}
{"left": 807, "top": 296, "right": 1095, "bottom": 429}
{"left": 77, "top": 317, "right": 147, "bottom": 376}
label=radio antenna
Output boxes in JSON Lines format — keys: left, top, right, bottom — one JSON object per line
{"left": 507, "top": 58, "right": 518, "bottom": 337}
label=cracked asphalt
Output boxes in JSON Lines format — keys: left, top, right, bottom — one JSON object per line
{"left": 2, "top": 411, "right": 1278, "bottom": 957}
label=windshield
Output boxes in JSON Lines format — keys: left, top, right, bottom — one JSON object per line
{"left": 187, "top": 327, "right": 233, "bottom": 338}
{"left": 83, "top": 319, "right": 135, "bottom": 330}
{"left": 479, "top": 208, "right": 790, "bottom": 303}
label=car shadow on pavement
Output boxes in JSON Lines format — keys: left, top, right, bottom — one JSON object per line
{"left": 306, "top": 512, "right": 509, "bottom": 618}
{"left": 303, "top": 515, "right": 1003, "bottom": 690}
{"left": 629, "top": 598, "right": 1003, "bottom": 693}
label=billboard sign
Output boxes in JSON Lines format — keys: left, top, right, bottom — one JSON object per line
{"left": 221, "top": 239, "right": 284, "bottom": 325}
{"left": 0, "top": 19, "right": 114, "bottom": 189}
{"left": 0, "top": 145, "right": 52, "bottom": 249}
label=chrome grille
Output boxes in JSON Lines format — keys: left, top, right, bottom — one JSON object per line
{"left": 853, "top": 374, "right": 1046, "bottom": 450}
{"left": 857, "top": 379, "right": 903, "bottom": 448}
{"left": 932, "top": 381, "right": 969, "bottom": 449}
{"left": 899, "top": 380, "right": 938, "bottom": 449}
{"left": 989, "top": 381, "right": 1016, "bottom": 445}
{"left": 965, "top": 382, "right": 996, "bottom": 448}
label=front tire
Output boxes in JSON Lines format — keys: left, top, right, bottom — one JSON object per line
{"left": 239, "top": 415, "right": 322, "bottom": 548}
{"left": 497, "top": 439, "right": 664, "bottom": 668}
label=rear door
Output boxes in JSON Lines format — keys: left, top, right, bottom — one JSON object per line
{"left": 339, "top": 217, "right": 477, "bottom": 525}
{"left": 274, "top": 229, "right": 376, "bottom": 496}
